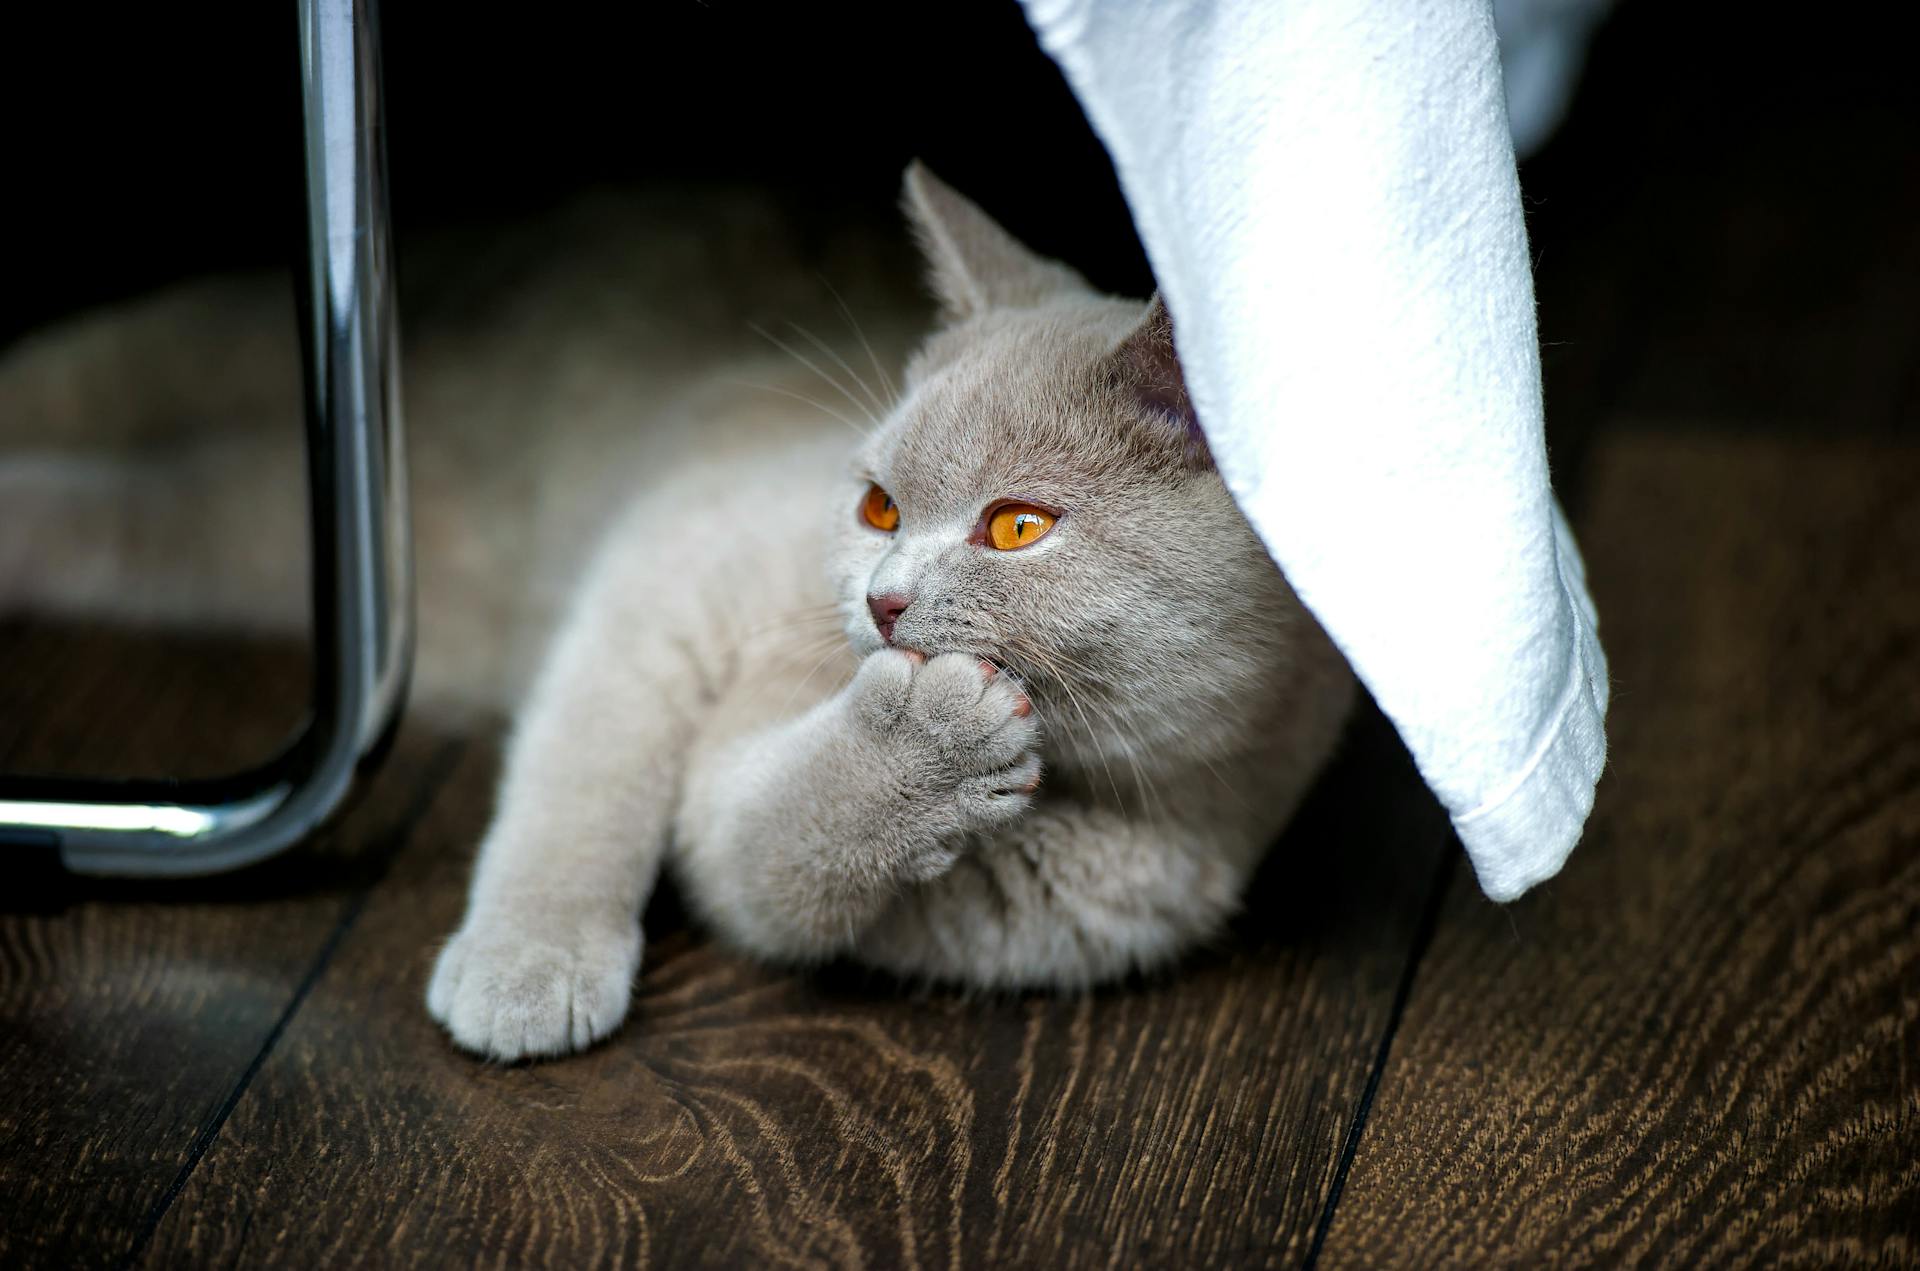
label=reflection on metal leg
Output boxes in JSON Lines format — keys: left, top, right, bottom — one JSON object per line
{"left": 0, "top": 0, "right": 413, "bottom": 876}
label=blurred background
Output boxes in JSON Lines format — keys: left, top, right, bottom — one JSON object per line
{"left": 1, "top": 0, "right": 1915, "bottom": 782}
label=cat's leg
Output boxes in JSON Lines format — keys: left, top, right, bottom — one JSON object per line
{"left": 426, "top": 547, "right": 705, "bottom": 1061}
{"left": 856, "top": 804, "right": 1264, "bottom": 989}
{"left": 673, "top": 648, "right": 1043, "bottom": 964}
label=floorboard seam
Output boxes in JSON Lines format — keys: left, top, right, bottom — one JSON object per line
{"left": 1301, "top": 840, "right": 1456, "bottom": 1269}
{"left": 117, "top": 739, "right": 467, "bottom": 1269}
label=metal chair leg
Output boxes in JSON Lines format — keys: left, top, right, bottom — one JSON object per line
{"left": 0, "top": 0, "right": 413, "bottom": 876}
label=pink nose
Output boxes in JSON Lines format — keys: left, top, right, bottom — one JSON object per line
{"left": 867, "top": 593, "right": 911, "bottom": 643}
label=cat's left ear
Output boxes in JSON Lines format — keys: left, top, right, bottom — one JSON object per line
{"left": 902, "top": 161, "right": 1091, "bottom": 323}
{"left": 1109, "top": 294, "right": 1211, "bottom": 468}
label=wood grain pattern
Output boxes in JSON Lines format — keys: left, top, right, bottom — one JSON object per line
{"left": 136, "top": 712, "right": 1450, "bottom": 1270}
{"left": 1317, "top": 432, "right": 1920, "bottom": 1268}
{"left": 0, "top": 624, "right": 461, "bottom": 1269}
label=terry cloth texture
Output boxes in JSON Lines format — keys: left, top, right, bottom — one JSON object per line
{"left": 1020, "top": 0, "right": 1610, "bottom": 900}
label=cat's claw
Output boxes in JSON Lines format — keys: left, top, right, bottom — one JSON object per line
{"left": 426, "top": 915, "right": 642, "bottom": 1061}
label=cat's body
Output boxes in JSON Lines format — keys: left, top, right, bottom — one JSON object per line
{"left": 0, "top": 170, "right": 1354, "bottom": 1063}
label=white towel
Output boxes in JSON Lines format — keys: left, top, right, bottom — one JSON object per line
{"left": 1019, "top": 0, "right": 1609, "bottom": 900}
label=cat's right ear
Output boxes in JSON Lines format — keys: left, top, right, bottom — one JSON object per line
{"left": 901, "top": 161, "right": 1090, "bottom": 323}
{"left": 1109, "top": 294, "right": 1212, "bottom": 470}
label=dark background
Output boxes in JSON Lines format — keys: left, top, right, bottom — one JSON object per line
{"left": 5, "top": 2, "right": 1916, "bottom": 458}
{"left": 2, "top": 2, "right": 1143, "bottom": 344}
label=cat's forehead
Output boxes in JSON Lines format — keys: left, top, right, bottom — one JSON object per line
{"left": 863, "top": 306, "right": 1141, "bottom": 511}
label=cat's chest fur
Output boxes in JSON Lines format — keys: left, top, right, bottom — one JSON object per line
{"left": 590, "top": 429, "right": 861, "bottom": 751}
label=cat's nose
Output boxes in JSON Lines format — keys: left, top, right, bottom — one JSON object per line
{"left": 866, "top": 592, "right": 912, "bottom": 643}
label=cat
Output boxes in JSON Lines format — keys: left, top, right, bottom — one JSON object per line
{"left": 0, "top": 166, "right": 1354, "bottom": 1063}
{"left": 424, "top": 164, "right": 1355, "bottom": 1060}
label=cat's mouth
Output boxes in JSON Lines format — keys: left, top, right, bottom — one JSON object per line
{"left": 875, "top": 633, "right": 996, "bottom": 667}
{"left": 845, "top": 602, "right": 1045, "bottom": 686}
{"left": 859, "top": 627, "right": 1018, "bottom": 682}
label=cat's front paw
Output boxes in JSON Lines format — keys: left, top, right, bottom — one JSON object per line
{"left": 848, "top": 649, "right": 1043, "bottom": 845}
{"left": 426, "top": 912, "right": 641, "bottom": 1061}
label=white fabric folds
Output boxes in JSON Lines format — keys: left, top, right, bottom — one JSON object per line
{"left": 1020, "top": 0, "right": 1609, "bottom": 899}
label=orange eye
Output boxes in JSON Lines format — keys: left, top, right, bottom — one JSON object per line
{"left": 985, "top": 503, "right": 1057, "bottom": 551}
{"left": 860, "top": 483, "right": 900, "bottom": 532}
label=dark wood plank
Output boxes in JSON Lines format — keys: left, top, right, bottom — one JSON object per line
{"left": 0, "top": 622, "right": 311, "bottom": 781}
{"left": 1318, "top": 430, "right": 1920, "bottom": 1267}
{"left": 140, "top": 706, "right": 1449, "bottom": 1269}
{"left": 0, "top": 624, "right": 461, "bottom": 1269}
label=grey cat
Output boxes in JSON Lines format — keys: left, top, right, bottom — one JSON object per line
{"left": 0, "top": 166, "right": 1352, "bottom": 1063}
{"left": 425, "top": 165, "right": 1354, "bottom": 1060}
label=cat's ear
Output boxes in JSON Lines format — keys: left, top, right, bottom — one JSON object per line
{"left": 901, "top": 161, "right": 1090, "bottom": 323}
{"left": 1109, "top": 294, "right": 1211, "bottom": 469}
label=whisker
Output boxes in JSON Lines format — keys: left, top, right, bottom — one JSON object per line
{"left": 1105, "top": 712, "right": 1174, "bottom": 826}
{"left": 786, "top": 321, "right": 889, "bottom": 420}
{"left": 1060, "top": 684, "right": 1135, "bottom": 818}
{"left": 734, "top": 601, "right": 845, "bottom": 636}
{"left": 1192, "top": 750, "right": 1250, "bottom": 810}
{"left": 773, "top": 639, "right": 855, "bottom": 720}
{"left": 817, "top": 273, "right": 900, "bottom": 409}
{"left": 1006, "top": 635, "right": 1133, "bottom": 818}
{"left": 729, "top": 377, "right": 870, "bottom": 440}
{"left": 736, "top": 611, "right": 849, "bottom": 646}
{"left": 747, "top": 322, "right": 880, "bottom": 428}
{"left": 726, "top": 631, "right": 855, "bottom": 719}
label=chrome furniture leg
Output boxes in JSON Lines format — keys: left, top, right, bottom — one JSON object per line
{"left": 0, "top": 0, "right": 412, "bottom": 875}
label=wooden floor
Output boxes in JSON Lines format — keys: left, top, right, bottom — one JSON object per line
{"left": 10, "top": 420, "right": 1917, "bottom": 1269}
{"left": 5, "top": 18, "right": 1919, "bottom": 1271}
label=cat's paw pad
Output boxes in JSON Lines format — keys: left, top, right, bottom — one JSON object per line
{"left": 426, "top": 916, "right": 641, "bottom": 1062}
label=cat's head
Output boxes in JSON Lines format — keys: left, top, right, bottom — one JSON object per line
{"left": 831, "top": 163, "right": 1315, "bottom": 769}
